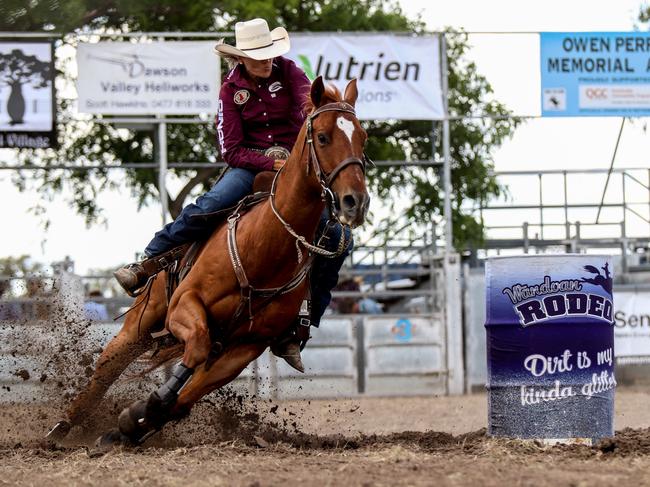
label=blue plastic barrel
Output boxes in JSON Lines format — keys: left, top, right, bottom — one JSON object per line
{"left": 485, "top": 254, "right": 615, "bottom": 441}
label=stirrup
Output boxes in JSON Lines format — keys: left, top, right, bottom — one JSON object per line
{"left": 121, "top": 244, "right": 191, "bottom": 297}
{"left": 271, "top": 314, "right": 312, "bottom": 373}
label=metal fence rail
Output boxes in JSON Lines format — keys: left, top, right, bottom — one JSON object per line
{"left": 0, "top": 314, "right": 447, "bottom": 403}
{"left": 475, "top": 167, "right": 650, "bottom": 271}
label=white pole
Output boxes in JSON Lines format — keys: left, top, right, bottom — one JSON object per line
{"left": 440, "top": 33, "right": 464, "bottom": 394}
{"left": 441, "top": 34, "right": 454, "bottom": 253}
{"left": 158, "top": 120, "right": 169, "bottom": 225}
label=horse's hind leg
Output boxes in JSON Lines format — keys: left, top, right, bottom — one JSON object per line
{"left": 50, "top": 276, "right": 167, "bottom": 439}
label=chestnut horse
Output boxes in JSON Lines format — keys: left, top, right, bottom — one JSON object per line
{"left": 48, "top": 76, "right": 369, "bottom": 445}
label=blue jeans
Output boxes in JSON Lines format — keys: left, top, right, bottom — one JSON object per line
{"left": 144, "top": 167, "right": 352, "bottom": 323}
{"left": 145, "top": 167, "right": 256, "bottom": 256}
{"left": 311, "top": 213, "right": 353, "bottom": 324}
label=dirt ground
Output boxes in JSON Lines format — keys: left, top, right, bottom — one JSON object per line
{"left": 1, "top": 388, "right": 650, "bottom": 486}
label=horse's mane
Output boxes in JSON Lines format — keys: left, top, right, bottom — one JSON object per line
{"left": 303, "top": 84, "right": 343, "bottom": 114}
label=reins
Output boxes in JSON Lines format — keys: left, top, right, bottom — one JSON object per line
{"left": 269, "top": 101, "right": 369, "bottom": 262}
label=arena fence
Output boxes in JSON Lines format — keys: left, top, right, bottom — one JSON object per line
{"left": 0, "top": 252, "right": 464, "bottom": 402}
{"left": 476, "top": 167, "right": 650, "bottom": 270}
{"left": 0, "top": 313, "right": 449, "bottom": 403}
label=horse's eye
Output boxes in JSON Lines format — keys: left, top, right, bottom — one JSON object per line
{"left": 317, "top": 133, "right": 329, "bottom": 145}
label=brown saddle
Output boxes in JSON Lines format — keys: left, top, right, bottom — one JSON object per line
{"left": 163, "top": 179, "right": 273, "bottom": 303}
{"left": 252, "top": 170, "right": 275, "bottom": 193}
{"left": 148, "top": 170, "right": 302, "bottom": 359}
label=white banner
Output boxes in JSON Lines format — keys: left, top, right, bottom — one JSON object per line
{"left": 614, "top": 292, "right": 650, "bottom": 358}
{"left": 288, "top": 35, "right": 443, "bottom": 120}
{"left": 76, "top": 42, "right": 220, "bottom": 115}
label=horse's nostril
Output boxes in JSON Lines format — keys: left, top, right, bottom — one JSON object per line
{"left": 342, "top": 194, "right": 357, "bottom": 210}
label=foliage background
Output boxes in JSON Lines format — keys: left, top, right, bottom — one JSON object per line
{"left": 0, "top": 0, "right": 518, "bottom": 250}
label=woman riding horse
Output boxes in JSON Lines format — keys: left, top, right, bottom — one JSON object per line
{"left": 109, "top": 74, "right": 369, "bottom": 446}
{"left": 49, "top": 76, "right": 368, "bottom": 449}
{"left": 114, "top": 19, "right": 352, "bottom": 372}
{"left": 47, "top": 21, "right": 368, "bottom": 446}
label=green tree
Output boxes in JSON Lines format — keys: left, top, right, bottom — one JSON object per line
{"left": 0, "top": 0, "right": 219, "bottom": 32}
{"left": 2, "top": 0, "right": 223, "bottom": 221}
{"left": 369, "top": 31, "right": 519, "bottom": 248}
{"left": 639, "top": 6, "right": 650, "bottom": 24}
{"left": 2, "top": 0, "right": 518, "bottom": 248}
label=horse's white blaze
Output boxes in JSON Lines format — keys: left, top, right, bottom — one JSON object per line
{"left": 336, "top": 116, "right": 355, "bottom": 145}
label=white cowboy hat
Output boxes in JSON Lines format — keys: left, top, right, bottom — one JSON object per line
{"left": 214, "top": 18, "right": 290, "bottom": 60}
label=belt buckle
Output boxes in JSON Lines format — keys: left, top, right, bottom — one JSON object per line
{"left": 298, "top": 317, "right": 311, "bottom": 327}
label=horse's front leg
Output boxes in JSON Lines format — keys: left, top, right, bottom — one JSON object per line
{"left": 167, "top": 290, "right": 212, "bottom": 369}
{"left": 172, "top": 341, "right": 267, "bottom": 416}
{"left": 99, "top": 290, "right": 213, "bottom": 445}
{"left": 113, "top": 342, "right": 266, "bottom": 446}
{"left": 47, "top": 276, "right": 166, "bottom": 442}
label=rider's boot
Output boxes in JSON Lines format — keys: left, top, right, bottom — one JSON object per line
{"left": 113, "top": 244, "right": 190, "bottom": 296}
{"left": 113, "top": 262, "right": 150, "bottom": 296}
{"left": 271, "top": 310, "right": 313, "bottom": 373}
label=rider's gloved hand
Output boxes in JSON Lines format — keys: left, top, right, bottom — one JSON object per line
{"left": 273, "top": 159, "right": 286, "bottom": 171}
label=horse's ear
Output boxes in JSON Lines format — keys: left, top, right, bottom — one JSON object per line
{"left": 343, "top": 79, "right": 358, "bottom": 106}
{"left": 310, "top": 76, "right": 325, "bottom": 107}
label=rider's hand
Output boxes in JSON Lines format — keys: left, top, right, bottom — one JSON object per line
{"left": 273, "top": 159, "right": 286, "bottom": 171}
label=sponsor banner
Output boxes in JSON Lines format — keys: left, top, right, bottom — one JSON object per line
{"left": 288, "top": 34, "right": 443, "bottom": 120}
{"left": 486, "top": 255, "right": 614, "bottom": 440}
{"left": 540, "top": 32, "right": 650, "bottom": 117}
{"left": 614, "top": 292, "right": 650, "bottom": 358}
{"left": 0, "top": 41, "right": 57, "bottom": 148}
{"left": 77, "top": 42, "right": 219, "bottom": 115}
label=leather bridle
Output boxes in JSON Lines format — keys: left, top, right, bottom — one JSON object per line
{"left": 223, "top": 102, "right": 370, "bottom": 334}
{"left": 269, "top": 101, "right": 371, "bottom": 261}
{"left": 305, "top": 101, "right": 370, "bottom": 191}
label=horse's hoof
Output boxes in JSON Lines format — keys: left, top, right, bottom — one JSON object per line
{"left": 118, "top": 399, "right": 147, "bottom": 437}
{"left": 117, "top": 400, "right": 161, "bottom": 445}
{"left": 45, "top": 420, "right": 71, "bottom": 443}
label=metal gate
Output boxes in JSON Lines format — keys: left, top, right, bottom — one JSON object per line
{"left": 0, "top": 255, "right": 465, "bottom": 402}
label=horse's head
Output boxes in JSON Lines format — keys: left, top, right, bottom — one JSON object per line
{"left": 304, "top": 76, "right": 370, "bottom": 228}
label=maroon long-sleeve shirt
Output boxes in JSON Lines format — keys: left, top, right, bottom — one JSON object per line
{"left": 216, "top": 56, "right": 311, "bottom": 171}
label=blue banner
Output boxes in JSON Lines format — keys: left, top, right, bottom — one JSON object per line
{"left": 486, "top": 255, "right": 615, "bottom": 441}
{"left": 540, "top": 32, "right": 650, "bottom": 117}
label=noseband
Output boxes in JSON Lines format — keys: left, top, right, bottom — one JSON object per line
{"left": 269, "top": 101, "right": 370, "bottom": 261}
